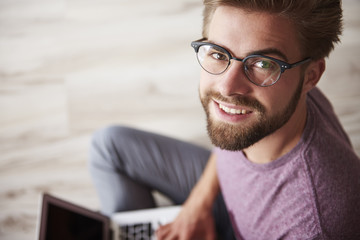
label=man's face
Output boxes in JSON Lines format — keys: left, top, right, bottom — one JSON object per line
{"left": 199, "top": 6, "right": 306, "bottom": 151}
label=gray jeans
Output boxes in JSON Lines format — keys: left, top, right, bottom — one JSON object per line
{"left": 89, "top": 126, "right": 235, "bottom": 239}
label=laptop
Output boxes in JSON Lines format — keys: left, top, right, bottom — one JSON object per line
{"left": 37, "top": 193, "right": 181, "bottom": 240}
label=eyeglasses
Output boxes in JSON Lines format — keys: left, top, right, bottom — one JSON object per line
{"left": 191, "top": 40, "right": 311, "bottom": 87}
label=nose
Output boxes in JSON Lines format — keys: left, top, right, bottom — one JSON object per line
{"left": 217, "top": 60, "right": 253, "bottom": 97}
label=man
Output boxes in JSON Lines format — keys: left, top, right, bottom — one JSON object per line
{"left": 89, "top": 0, "right": 360, "bottom": 239}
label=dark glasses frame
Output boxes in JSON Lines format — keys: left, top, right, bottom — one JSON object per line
{"left": 191, "top": 39, "right": 311, "bottom": 86}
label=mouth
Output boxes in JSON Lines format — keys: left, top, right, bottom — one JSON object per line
{"left": 218, "top": 103, "right": 252, "bottom": 115}
{"left": 210, "top": 98, "right": 254, "bottom": 123}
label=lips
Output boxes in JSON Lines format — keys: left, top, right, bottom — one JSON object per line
{"left": 218, "top": 103, "right": 251, "bottom": 115}
{"left": 211, "top": 98, "right": 254, "bottom": 123}
{"left": 213, "top": 98, "right": 253, "bottom": 115}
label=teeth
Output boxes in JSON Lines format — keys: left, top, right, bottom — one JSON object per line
{"left": 219, "top": 104, "right": 249, "bottom": 115}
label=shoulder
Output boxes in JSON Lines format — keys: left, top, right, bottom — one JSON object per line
{"left": 303, "top": 88, "right": 360, "bottom": 238}
{"left": 306, "top": 87, "right": 352, "bottom": 148}
{"left": 301, "top": 88, "right": 358, "bottom": 179}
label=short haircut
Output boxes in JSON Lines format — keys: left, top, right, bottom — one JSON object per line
{"left": 202, "top": 0, "right": 343, "bottom": 60}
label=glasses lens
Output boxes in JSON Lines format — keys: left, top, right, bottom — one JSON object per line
{"left": 197, "top": 44, "right": 230, "bottom": 74}
{"left": 244, "top": 57, "right": 281, "bottom": 86}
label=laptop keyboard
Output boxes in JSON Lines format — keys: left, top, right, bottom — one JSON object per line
{"left": 119, "top": 222, "right": 153, "bottom": 240}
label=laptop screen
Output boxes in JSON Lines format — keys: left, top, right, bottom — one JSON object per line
{"left": 38, "top": 194, "right": 110, "bottom": 240}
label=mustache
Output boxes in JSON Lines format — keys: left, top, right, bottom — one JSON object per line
{"left": 203, "top": 91, "right": 265, "bottom": 113}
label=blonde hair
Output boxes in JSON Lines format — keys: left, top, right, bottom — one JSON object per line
{"left": 202, "top": 0, "right": 343, "bottom": 60}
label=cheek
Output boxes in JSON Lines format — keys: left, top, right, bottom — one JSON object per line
{"left": 253, "top": 91, "right": 272, "bottom": 114}
{"left": 262, "top": 76, "right": 301, "bottom": 113}
{"left": 199, "top": 71, "right": 212, "bottom": 96}
{"left": 255, "top": 80, "right": 288, "bottom": 110}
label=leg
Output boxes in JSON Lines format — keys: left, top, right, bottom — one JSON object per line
{"left": 89, "top": 125, "right": 234, "bottom": 239}
{"left": 89, "top": 126, "right": 210, "bottom": 214}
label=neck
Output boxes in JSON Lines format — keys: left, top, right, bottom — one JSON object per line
{"left": 243, "top": 96, "right": 308, "bottom": 164}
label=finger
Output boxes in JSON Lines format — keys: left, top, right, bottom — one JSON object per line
{"left": 156, "top": 223, "right": 173, "bottom": 240}
{"left": 178, "top": 226, "right": 195, "bottom": 240}
{"left": 156, "top": 223, "right": 176, "bottom": 240}
{"left": 164, "top": 224, "right": 181, "bottom": 240}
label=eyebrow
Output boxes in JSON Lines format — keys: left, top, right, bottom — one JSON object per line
{"left": 206, "top": 39, "right": 289, "bottom": 63}
{"left": 248, "top": 48, "right": 289, "bottom": 63}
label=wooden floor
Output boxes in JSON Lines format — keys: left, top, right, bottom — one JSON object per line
{"left": 0, "top": 1, "right": 359, "bottom": 239}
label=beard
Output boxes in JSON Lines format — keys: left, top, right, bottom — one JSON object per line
{"left": 200, "top": 78, "right": 304, "bottom": 151}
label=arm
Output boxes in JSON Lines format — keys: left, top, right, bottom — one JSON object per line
{"left": 156, "top": 153, "right": 219, "bottom": 240}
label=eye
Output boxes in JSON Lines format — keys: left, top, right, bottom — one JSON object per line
{"left": 210, "top": 51, "right": 228, "bottom": 61}
{"left": 254, "top": 59, "right": 274, "bottom": 69}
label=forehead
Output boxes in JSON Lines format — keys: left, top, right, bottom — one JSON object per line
{"left": 208, "top": 6, "right": 301, "bottom": 61}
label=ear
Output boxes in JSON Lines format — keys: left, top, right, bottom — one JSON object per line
{"left": 302, "top": 58, "right": 326, "bottom": 94}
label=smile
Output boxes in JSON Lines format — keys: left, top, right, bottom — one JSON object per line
{"left": 219, "top": 103, "right": 251, "bottom": 115}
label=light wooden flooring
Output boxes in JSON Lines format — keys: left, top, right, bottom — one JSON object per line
{"left": 0, "top": 1, "right": 359, "bottom": 239}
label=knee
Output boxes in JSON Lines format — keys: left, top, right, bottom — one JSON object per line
{"left": 91, "top": 125, "right": 133, "bottom": 149}
{"left": 89, "top": 125, "right": 134, "bottom": 168}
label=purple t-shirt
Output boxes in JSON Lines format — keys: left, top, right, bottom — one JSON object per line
{"left": 216, "top": 88, "right": 360, "bottom": 239}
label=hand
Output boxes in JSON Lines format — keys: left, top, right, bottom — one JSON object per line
{"left": 156, "top": 203, "right": 216, "bottom": 240}
{"left": 156, "top": 154, "right": 219, "bottom": 240}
